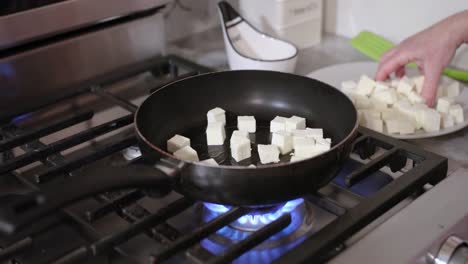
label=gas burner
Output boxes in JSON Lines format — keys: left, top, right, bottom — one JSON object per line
{"left": 195, "top": 199, "right": 316, "bottom": 263}
{"left": 204, "top": 199, "right": 305, "bottom": 231}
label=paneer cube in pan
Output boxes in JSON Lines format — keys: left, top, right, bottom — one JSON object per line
{"left": 270, "top": 116, "right": 288, "bottom": 132}
{"left": 174, "top": 146, "right": 199, "bottom": 162}
{"left": 285, "top": 116, "right": 306, "bottom": 131}
{"left": 257, "top": 144, "right": 280, "bottom": 164}
{"left": 167, "top": 134, "right": 190, "bottom": 153}
{"left": 271, "top": 131, "right": 293, "bottom": 155}
{"left": 207, "top": 107, "right": 226, "bottom": 125}
{"left": 206, "top": 121, "right": 226, "bottom": 145}
{"left": 238, "top": 116, "right": 256, "bottom": 133}
{"left": 231, "top": 137, "right": 251, "bottom": 162}
{"left": 200, "top": 158, "right": 219, "bottom": 166}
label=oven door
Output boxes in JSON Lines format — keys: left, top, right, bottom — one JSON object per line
{"left": 0, "top": 0, "right": 171, "bottom": 50}
{"left": 0, "top": 0, "right": 169, "bottom": 122}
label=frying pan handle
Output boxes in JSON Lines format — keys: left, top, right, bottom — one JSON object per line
{"left": 0, "top": 160, "right": 183, "bottom": 235}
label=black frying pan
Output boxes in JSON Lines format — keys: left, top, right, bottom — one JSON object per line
{"left": 0, "top": 70, "right": 358, "bottom": 235}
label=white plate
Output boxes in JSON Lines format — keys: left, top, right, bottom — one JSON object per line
{"left": 307, "top": 61, "right": 468, "bottom": 139}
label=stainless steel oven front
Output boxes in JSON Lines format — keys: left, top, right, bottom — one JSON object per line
{"left": 0, "top": 0, "right": 170, "bottom": 121}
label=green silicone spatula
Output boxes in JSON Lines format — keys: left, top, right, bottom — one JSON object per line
{"left": 351, "top": 31, "right": 468, "bottom": 82}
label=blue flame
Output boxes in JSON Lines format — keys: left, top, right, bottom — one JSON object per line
{"left": 204, "top": 198, "right": 303, "bottom": 228}
{"left": 11, "top": 113, "right": 33, "bottom": 124}
{"left": 200, "top": 199, "right": 307, "bottom": 263}
{"left": 0, "top": 63, "right": 15, "bottom": 77}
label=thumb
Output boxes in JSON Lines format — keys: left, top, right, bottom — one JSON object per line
{"left": 420, "top": 63, "right": 443, "bottom": 107}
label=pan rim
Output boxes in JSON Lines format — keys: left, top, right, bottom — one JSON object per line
{"left": 134, "top": 70, "right": 359, "bottom": 169}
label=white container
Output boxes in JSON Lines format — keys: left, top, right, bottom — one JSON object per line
{"left": 218, "top": 1, "right": 298, "bottom": 73}
{"left": 239, "top": 0, "right": 323, "bottom": 48}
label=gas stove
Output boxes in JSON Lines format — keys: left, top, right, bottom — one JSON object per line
{"left": 0, "top": 55, "right": 450, "bottom": 264}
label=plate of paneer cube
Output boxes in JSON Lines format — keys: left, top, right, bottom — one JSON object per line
{"left": 165, "top": 107, "right": 333, "bottom": 167}
{"left": 307, "top": 61, "right": 468, "bottom": 139}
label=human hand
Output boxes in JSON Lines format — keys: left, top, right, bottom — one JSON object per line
{"left": 375, "top": 11, "right": 468, "bottom": 107}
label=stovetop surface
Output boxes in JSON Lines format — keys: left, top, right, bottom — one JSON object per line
{"left": 0, "top": 56, "right": 447, "bottom": 264}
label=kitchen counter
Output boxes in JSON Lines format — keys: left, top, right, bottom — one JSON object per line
{"left": 170, "top": 28, "right": 468, "bottom": 173}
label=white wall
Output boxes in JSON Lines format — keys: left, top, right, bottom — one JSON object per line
{"left": 324, "top": 0, "right": 468, "bottom": 69}
{"left": 164, "top": 0, "right": 236, "bottom": 42}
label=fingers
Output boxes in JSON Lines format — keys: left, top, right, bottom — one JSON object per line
{"left": 375, "top": 50, "right": 411, "bottom": 81}
{"left": 420, "top": 62, "right": 443, "bottom": 107}
{"left": 395, "top": 66, "right": 406, "bottom": 78}
{"left": 380, "top": 47, "right": 398, "bottom": 62}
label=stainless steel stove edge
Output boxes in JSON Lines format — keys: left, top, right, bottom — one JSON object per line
{"left": 329, "top": 167, "right": 468, "bottom": 264}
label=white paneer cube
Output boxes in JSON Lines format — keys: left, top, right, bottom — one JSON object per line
{"left": 412, "top": 104, "right": 428, "bottom": 130}
{"left": 364, "top": 118, "right": 384, "bottom": 133}
{"left": 315, "top": 138, "right": 332, "bottom": 151}
{"left": 390, "top": 78, "right": 400, "bottom": 88}
{"left": 257, "top": 144, "right": 280, "bottom": 164}
{"left": 372, "top": 89, "right": 398, "bottom": 105}
{"left": 292, "top": 133, "right": 315, "bottom": 149}
{"left": 449, "top": 104, "right": 464, "bottom": 124}
{"left": 413, "top": 76, "right": 425, "bottom": 94}
{"left": 238, "top": 116, "right": 256, "bottom": 133}
{"left": 370, "top": 97, "right": 388, "bottom": 111}
{"left": 393, "top": 99, "right": 412, "bottom": 112}
{"left": 397, "top": 76, "right": 414, "bottom": 96}
{"left": 437, "top": 86, "right": 444, "bottom": 99}
{"left": 445, "top": 82, "right": 461, "bottom": 97}
{"left": 174, "top": 146, "right": 199, "bottom": 162}
{"left": 248, "top": 164, "right": 256, "bottom": 168}
{"left": 207, "top": 107, "right": 226, "bottom": 125}
{"left": 271, "top": 131, "right": 293, "bottom": 154}
{"left": 358, "top": 109, "right": 379, "bottom": 125}
{"left": 341, "top": 80, "right": 357, "bottom": 94}
{"left": 407, "top": 91, "right": 426, "bottom": 104}
{"left": 270, "top": 116, "right": 288, "bottom": 132}
{"left": 421, "top": 109, "right": 441, "bottom": 132}
{"left": 200, "top": 158, "right": 218, "bottom": 166}
{"left": 436, "top": 97, "right": 455, "bottom": 114}
{"left": 356, "top": 75, "right": 376, "bottom": 96}
{"left": 291, "top": 129, "right": 311, "bottom": 138}
{"left": 442, "top": 113, "right": 455, "bottom": 128}
{"left": 285, "top": 116, "right": 306, "bottom": 131}
{"left": 230, "top": 137, "right": 251, "bottom": 162}
{"left": 357, "top": 109, "right": 365, "bottom": 125}
{"left": 394, "top": 100, "right": 416, "bottom": 125}
{"left": 381, "top": 109, "right": 399, "bottom": 121}
{"left": 354, "top": 94, "right": 372, "bottom": 109}
{"left": 305, "top": 128, "right": 324, "bottom": 138}
{"left": 230, "top": 131, "right": 251, "bottom": 151}
{"left": 290, "top": 155, "right": 307, "bottom": 162}
{"left": 167, "top": 134, "right": 191, "bottom": 153}
{"left": 384, "top": 119, "right": 400, "bottom": 134}
{"left": 399, "top": 119, "right": 416, "bottom": 134}
{"left": 361, "top": 109, "right": 381, "bottom": 120}
{"left": 294, "top": 137, "right": 320, "bottom": 158}
{"left": 357, "top": 108, "right": 366, "bottom": 119}
{"left": 374, "top": 82, "right": 390, "bottom": 93}
{"left": 384, "top": 118, "right": 414, "bottom": 134}
{"left": 231, "top": 130, "right": 249, "bottom": 140}
{"left": 206, "top": 122, "right": 226, "bottom": 145}
{"left": 292, "top": 129, "right": 318, "bottom": 149}
{"left": 396, "top": 92, "right": 407, "bottom": 101}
